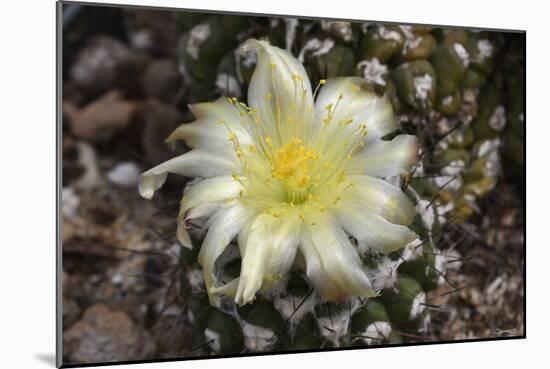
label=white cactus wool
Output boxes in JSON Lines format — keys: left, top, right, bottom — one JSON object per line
{"left": 139, "top": 39, "right": 419, "bottom": 307}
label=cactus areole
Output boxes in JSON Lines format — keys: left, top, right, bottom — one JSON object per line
{"left": 139, "top": 39, "right": 420, "bottom": 307}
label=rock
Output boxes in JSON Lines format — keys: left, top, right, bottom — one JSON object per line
{"left": 106, "top": 162, "right": 140, "bottom": 187}
{"left": 63, "top": 297, "right": 82, "bottom": 330}
{"left": 70, "top": 36, "right": 136, "bottom": 96}
{"left": 62, "top": 187, "right": 80, "bottom": 218}
{"left": 63, "top": 304, "right": 156, "bottom": 363}
{"left": 65, "top": 90, "right": 138, "bottom": 143}
{"left": 142, "top": 59, "right": 182, "bottom": 103}
{"left": 124, "top": 9, "right": 178, "bottom": 56}
{"left": 72, "top": 141, "right": 102, "bottom": 189}
{"left": 141, "top": 100, "right": 184, "bottom": 164}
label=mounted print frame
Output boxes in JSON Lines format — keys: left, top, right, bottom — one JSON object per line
{"left": 56, "top": 1, "right": 526, "bottom": 367}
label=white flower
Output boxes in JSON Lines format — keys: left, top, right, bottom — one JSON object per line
{"left": 139, "top": 40, "right": 419, "bottom": 306}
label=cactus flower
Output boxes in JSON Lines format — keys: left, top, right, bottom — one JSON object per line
{"left": 139, "top": 39, "right": 419, "bottom": 306}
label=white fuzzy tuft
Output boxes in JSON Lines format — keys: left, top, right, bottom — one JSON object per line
{"left": 357, "top": 58, "right": 388, "bottom": 86}
{"left": 416, "top": 199, "right": 435, "bottom": 232}
{"left": 377, "top": 26, "right": 402, "bottom": 42}
{"left": 186, "top": 269, "right": 205, "bottom": 292}
{"left": 362, "top": 321, "right": 392, "bottom": 345}
{"left": 272, "top": 293, "right": 317, "bottom": 329}
{"left": 488, "top": 105, "right": 507, "bottom": 131}
{"left": 477, "top": 39, "right": 494, "bottom": 59}
{"left": 242, "top": 322, "right": 277, "bottom": 352}
{"left": 316, "top": 298, "right": 362, "bottom": 346}
{"left": 321, "top": 21, "right": 353, "bottom": 41}
{"left": 413, "top": 74, "right": 433, "bottom": 102}
{"left": 434, "top": 249, "right": 462, "bottom": 285}
{"left": 215, "top": 73, "right": 242, "bottom": 97}
{"left": 402, "top": 238, "right": 424, "bottom": 262}
{"left": 370, "top": 257, "right": 402, "bottom": 290}
{"left": 284, "top": 18, "right": 299, "bottom": 50}
{"left": 298, "top": 38, "right": 335, "bottom": 63}
{"left": 186, "top": 24, "right": 211, "bottom": 59}
{"left": 453, "top": 43, "right": 470, "bottom": 67}
{"left": 442, "top": 95, "right": 453, "bottom": 106}
{"left": 204, "top": 328, "right": 222, "bottom": 352}
{"left": 409, "top": 291, "right": 426, "bottom": 319}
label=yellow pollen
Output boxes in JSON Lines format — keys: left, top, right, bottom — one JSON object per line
{"left": 271, "top": 138, "right": 319, "bottom": 202}
{"left": 319, "top": 79, "right": 327, "bottom": 85}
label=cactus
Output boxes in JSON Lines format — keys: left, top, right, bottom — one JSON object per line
{"left": 153, "top": 12, "right": 524, "bottom": 354}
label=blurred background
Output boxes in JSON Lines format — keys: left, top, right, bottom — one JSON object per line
{"left": 60, "top": 3, "right": 524, "bottom": 365}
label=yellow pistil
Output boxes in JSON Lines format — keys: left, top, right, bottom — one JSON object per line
{"left": 271, "top": 138, "right": 319, "bottom": 203}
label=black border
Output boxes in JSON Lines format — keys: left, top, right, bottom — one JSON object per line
{"left": 61, "top": 336, "right": 523, "bottom": 368}
{"left": 56, "top": 1, "right": 527, "bottom": 368}
{"left": 56, "top": 2, "right": 63, "bottom": 367}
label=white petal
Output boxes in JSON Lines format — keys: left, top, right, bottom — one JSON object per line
{"left": 244, "top": 39, "right": 314, "bottom": 145}
{"left": 211, "top": 277, "right": 239, "bottom": 296}
{"left": 345, "top": 175, "right": 416, "bottom": 225}
{"left": 235, "top": 211, "right": 301, "bottom": 305}
{"left": 333, "top": 198, "right": 418, "bottom": 254}
{"left": 175, "top": 176, "right": 244, "bottom": 249}
{"left": 348, "top": 134, "right": 419, "bottom": 178}
{"left": 314, "top": 77, "right": 397, "bottom": 141}
{"left": 166, "top": 97, "right": 251, "bottom": 153}
{"left": 138, "top": 150, "right": 238, "bottom": 199}
{"left": 299, "top": 213, "right": 376, "bottom": 301}
{"left": 176, "top": 225, "right": 193, "bottom": 249}
{"left": 197, "top": 202, "right": 255, "bottom": 306}
{"left": 180, "top": 176, "right": 243, "bottom": 216}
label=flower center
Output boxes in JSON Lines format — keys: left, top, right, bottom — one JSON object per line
{"left": 271, "top": 138, "right": 319, "bottom": 204}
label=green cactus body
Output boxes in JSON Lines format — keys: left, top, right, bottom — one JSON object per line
{"left": 169, "top": 15, "right": 522, "bottom": 353}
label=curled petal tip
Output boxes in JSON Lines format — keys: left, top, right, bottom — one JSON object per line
{"left": 176, "top": 225, "right": 193, "bottom": 249}
{"left": 139, "top": 188, "right": 154, "bottom": 200}
{"left": 241, "top": 38, "right": 262, "bottom": 52}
